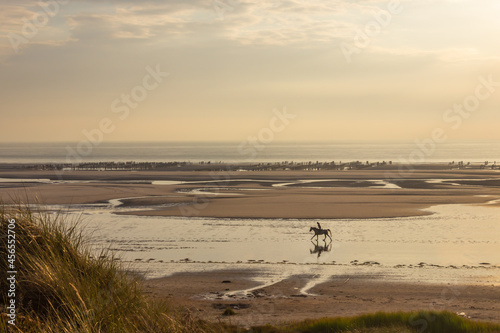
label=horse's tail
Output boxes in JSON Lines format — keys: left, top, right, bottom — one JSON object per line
{"left": 328, "top": 229, "right": 332, "bottom": 237}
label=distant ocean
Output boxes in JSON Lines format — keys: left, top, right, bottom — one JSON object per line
{"left": 0, "top": 141, "right": 499, "bottom": 164}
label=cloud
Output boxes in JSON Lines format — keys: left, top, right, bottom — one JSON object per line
{"left": 0, "top": 5, "right": 39, "bottom": 56}
{"left": 0, "top": 0, "right": 458, "bottom": 60}
{"left": 369, "top": 46, "right": 500, "bottom": 64}
{"left": 2, "top": 0, "right": 499, "bottom": 63}
{"left": 0, "top": 5, "right": 35, "bottom": 33}
{"left": 0, "top": 1, "right": 74, "bottom": 58}
{"left": 10, "top": 1, "right": 392, "bottom": 46}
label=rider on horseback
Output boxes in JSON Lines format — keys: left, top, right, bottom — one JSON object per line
{"left": 310, "top": 223, "right": 332, "bottom": 241}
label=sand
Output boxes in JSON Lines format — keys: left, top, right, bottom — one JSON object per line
{"left": 145, "top": 269, "right": 500, "bottom": 327}
{"left": 1, "top": 168, "right": 500, "bottom": 219}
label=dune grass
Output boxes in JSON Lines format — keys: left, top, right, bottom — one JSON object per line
{"left": 225, "top": 310, "right": 500, "bottom": 333}
{"left": 2, "top": 203, "right": 500, "bottom": 333}
{"left": 0, "top": 203, "right": 226, "bottom": 332}
{"left": 281, "top": 311, "right": 500, "bottom": 332}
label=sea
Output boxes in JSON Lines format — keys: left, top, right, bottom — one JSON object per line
{"left": 1, "top": 141, "right": 500, "bottom": 164}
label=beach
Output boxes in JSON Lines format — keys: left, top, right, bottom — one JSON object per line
{"left": 145, "top": 269, "right": 500, "bottom": 327}
{"left": 1, "top": 166, "right": 500, "bottom": 219}
{"left": 1, "top": 164, "right": 500, "bottom": 326}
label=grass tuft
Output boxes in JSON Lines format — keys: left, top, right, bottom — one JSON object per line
{"left": 222, "top": 307, "right": 237, "bottom": 316}
{"left": 287, "top": 311, "right": 500, "bottom": 333}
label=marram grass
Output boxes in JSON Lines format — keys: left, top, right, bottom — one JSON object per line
{"left": 2, "top": 203, "right": 500, "bottom": 333}
{"left": 0, "top": 203, "right": 225, "bottom": 333}
{"left": 283, "top": 311, "right": 500, "bottom": 332}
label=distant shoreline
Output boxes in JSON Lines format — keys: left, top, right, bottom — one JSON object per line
{"left": 0, "top": 160, "right": 498, "bottom": 173}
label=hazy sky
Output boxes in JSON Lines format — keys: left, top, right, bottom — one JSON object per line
{"left": 1, "top": 0, "right": 500, "bottom": 142}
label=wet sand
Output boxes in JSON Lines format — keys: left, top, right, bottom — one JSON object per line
{"left": 145, "top": 269, "right": 500, "bottom": 326}
{"left": 1, "top": 168, "right": 500, "bottom": 219}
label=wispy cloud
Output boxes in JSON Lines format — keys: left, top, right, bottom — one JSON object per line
{"left": 0, "top": 0, "right": 403, "bottom": 57}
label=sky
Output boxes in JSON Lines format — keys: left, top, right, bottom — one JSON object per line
{"left": 1, "top": 0, "right": 500, "bottom": 143}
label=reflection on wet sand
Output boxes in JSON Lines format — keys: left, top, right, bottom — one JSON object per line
{"left": 310, "top": 239, "right": 332, "bottom": 258}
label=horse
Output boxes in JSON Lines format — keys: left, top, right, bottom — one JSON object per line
{"left": 309, "top": 227, "right": 332, "bottom": 241}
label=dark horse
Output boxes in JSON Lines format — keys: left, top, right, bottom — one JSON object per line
{"left": 309, "top": 227, "right": 332, "bottom": 241}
